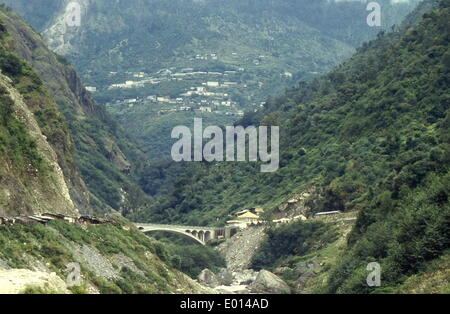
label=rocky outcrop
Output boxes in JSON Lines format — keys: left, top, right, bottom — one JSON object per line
{"left": 0, "top": 269, "right": 70, "bottom": 294}
{"left": 216, "top": 268, "right": 234, "bottom": 286}
{"left": 293, "top": 271, "right": 316, "bottom": 292}
{"left": 0, "top": 73, "right": 78, "bottom": 217}
{"left": 102, "top": 138, "right": 131, "bottom": 173}
{"left": 292, "top": 261, "right": 320, "bottom": 292}
{"left": 43, "top": 0, "right": 91, "bottom": 55}
{"left": 275, "top": 187, "right": 316, "bottom": 219}
{"left": 72, "top": 244, "right": 119, "bottom": 280}
{"left": 0, "top": 10, "right": 93, "bottom": 214}
{"left": 233, "top": 269, "right": 258, "bottom": 286}
{"left": 250, "top": 270, "right": 291, "bottom": 294}
{"left": 197, "top": 269, "right": 220, "bottom": 288}
{"left": 0, "top": 9, "right": 149, "bottom": 215}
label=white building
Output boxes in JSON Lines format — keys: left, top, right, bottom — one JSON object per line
{"left": 199, "top": 106, "right": 212, "bottom": 113}
{"left": 207, "top": 81, "right": 220, "bottom": 87}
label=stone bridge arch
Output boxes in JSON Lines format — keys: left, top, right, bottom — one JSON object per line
{"left": 142, "top": 228, "right": 205, "bottom": 245}
{"left": 135, "top": 224, "right": 219, "bottom": 245}
{"left": 135, "top": 223, "right": 237, "bottom": 245}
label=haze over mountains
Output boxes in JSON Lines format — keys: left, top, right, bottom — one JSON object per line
{"left": 6, "top": 0, "right": 419, "bottom": 94}
{"left": 3, "top": 0, "right": 420, "bottom": 160}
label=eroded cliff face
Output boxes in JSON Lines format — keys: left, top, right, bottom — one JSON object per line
{"left": 42, "top": 0, "right": 91, "bottom": 56}
{"left": 0, "top": 73, "right": 78, "bottom": 217}
{"left": 0, "top": 9, "right": 150, "bottom": 215}
{"left": 0, "top": 10, "right": 92, "bottom": 214}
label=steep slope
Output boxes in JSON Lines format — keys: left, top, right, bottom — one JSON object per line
{"left": 0, "top": 72, "right": 76, "bottom": 216}
{"left": 4, "top": 0, "right": 418, "bottom": 79}
{"left": 0, "top": 13, "right": 78, "bottom": 216}
{"left": 133, "top": 0, "right": 449, "bottom": 293}
{"left": 135, "top": 0, "right": 448, "bottom": 224}
{"left": 0, "top": 216, "right": 213, "bottom": 294}
{"left": 0, "top": 6, "right": 151, "bottom": 214}
{"left": 0, "top": 6, "right": 214, "bottom": 294}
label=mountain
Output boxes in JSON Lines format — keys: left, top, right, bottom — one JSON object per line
{"left": 0, "top": 0, "right": 447, "bottom": 295}
{"left": 0, "top": 5, "right": 216, "bottom": 294}
{"left": 0, "top": 7, "right": 80, "bottom": 216}
{"left": 5, "top": 0, "right": 419, "bottom": 81}
{"left": 132, "top": 0, "right": 449, "bottom": 291}
{"left": 0, "top": 5, "right": 152, "bottom": 215}
{"left": 2, "top": 0, "right": 420, "bottom": 160}
{"left": 133, "top": 0, "right": 449, "bottom": 223}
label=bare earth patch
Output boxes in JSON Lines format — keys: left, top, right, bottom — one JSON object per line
{"left": 0, "top": 269, "right": 69, "bottom": 294}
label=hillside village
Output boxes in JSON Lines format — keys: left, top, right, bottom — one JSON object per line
{"left": 101, "top": 66, "right": 257, "bottom": 117}
{"left": 225, "top": 206, "right": 346, "bottom": 230}
{"left": 89, "top": 51, "right": 294, "bottom": 117}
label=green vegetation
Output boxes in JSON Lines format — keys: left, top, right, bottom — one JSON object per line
{"left": 4, "top": 0, "right": 419, "bottom": 91}
{"left": 0, "top": 20, "right": 45, "bottom": 171}
{"left": 148, "top": 232, "right": 226, "bottom": 278}
{"left": 0, "top": 0, "right": 447, "bottom": 294}
{"left": 66, "top": 106, "right": 151, "bottom": 213}
{"left": 109, "top": 102, "right": 235, "bottom": 161}
{"left": 21, "top": 285, "right": 60, "bottom": 294}
{"left": 3, "top": 0, "right": 419, "bottom": 176}
{"left": 0, "top": 220, "right": 204, "bottom": 294}
{"left": 0, "top": 7, "right": 155, "bottom": 214}
{"left": 92, "top": 0, "right": 415, "bottom": 170}
{"left": 396, "top": 250, "right": 450, "bottom": 294}
{"left": 134, "top": 0, "right": 449, "bottom": 292}
{"left": 251, "top": 221, "right": 338, "bottom": 271}
{"left": 0, "top": 86, "right": 43, "bottom": 169}
{"left": 135, "top": 0, "right": 449, "bottom": 223}
{"left": 164, "top": 243, "right": 226, "bottom": 278}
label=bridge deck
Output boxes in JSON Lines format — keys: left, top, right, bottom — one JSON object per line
{"left": 134, "top": 223, "right": 218, "bottom": 231}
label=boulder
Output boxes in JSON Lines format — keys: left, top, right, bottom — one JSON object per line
{"left": 274, "top": 267, "right": 290, "bottom": 276}
{"left": 294, "top": 271, "right": 315, "bottom": 292}
{"left": 307, "top": 261, "right": 320, "bottom": 270}
{"left": 0, "top": 269, "right": 69, "bottom": 294}
{"left": 294, "top": 264, "right": 309, "bottom": 277}
{"left": 197, "top": 269, "right": 220, "bottom": 288}
{"left": 295, "top": 261, "right": 320, "bottom": 277}
{"left": 217, "top": 268, "right": 234, "bottom": 286}
{"left": 250, "top": 270, "right": 291, "bottom": 294}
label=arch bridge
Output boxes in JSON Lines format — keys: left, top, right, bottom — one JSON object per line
{"left": 135, "top": 223, "right": 238, "bottom": 245}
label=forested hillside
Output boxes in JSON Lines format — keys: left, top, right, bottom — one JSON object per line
{"left": 132, "top": 0, "right": 450, "bottom": 292}
{"left": 2, "top": 0, "right": 420, "bottom": 163}
{"left": 4, "top": 0, "right": 418, "bottom": 82}
{"left": 132, "top": 0, "right": 450, "bottom": 293}
{"left": 0, "top": 5, "right": 223, "bottom": 294}
{"left": 0, "top": 6, "right": 151, "bottom": 215}
{"left": 0, "top": 0, "right": 447, "bottom": 295}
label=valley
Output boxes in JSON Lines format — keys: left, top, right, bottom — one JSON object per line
{"left": 0, "top": 0, "right": 448, "bottom": 296}
{"left": 3, "top": 0, "right": 420, "bottom": 161}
